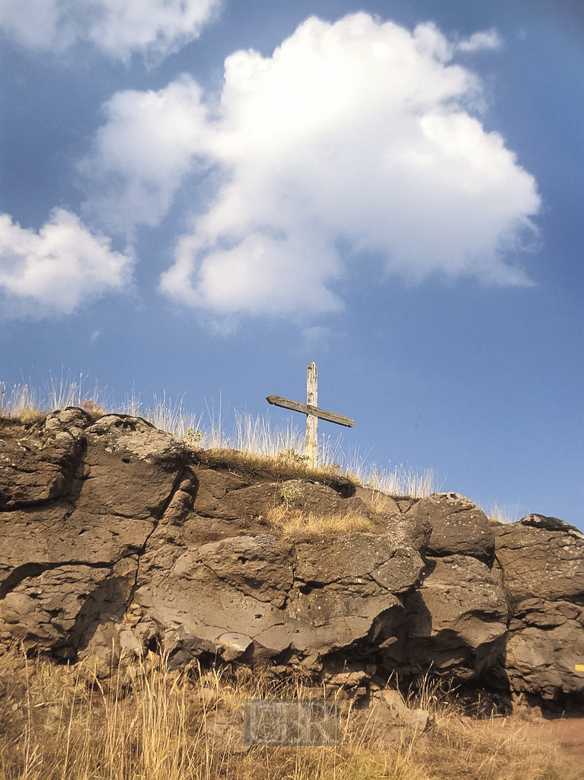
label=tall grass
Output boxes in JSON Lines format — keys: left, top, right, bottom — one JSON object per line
{"left": 0, "top": 373, "right": 103, "bottom": 418}
{"left": 0, "top": 375, "right": 437, "bottom": 497}
{"left": 0, "top": 647, "right": 579, "bottom": 780}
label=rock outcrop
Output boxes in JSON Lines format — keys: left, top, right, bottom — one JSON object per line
{"left": 1, "top": 410, "right": 583, "bottom": 710}
{"left": 494, "top": 517, "right": 584, "bottom": 702}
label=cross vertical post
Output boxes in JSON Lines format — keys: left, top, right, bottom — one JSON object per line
{"left": 306, "top": 362, "right": 318, "bottom": 467}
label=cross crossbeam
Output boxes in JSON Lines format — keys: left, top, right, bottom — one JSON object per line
{"left": 266, "top": 362, "right": 354, "bottom": 467}
{"left": 265, "top": 396, "right": 355, "bottom": 428}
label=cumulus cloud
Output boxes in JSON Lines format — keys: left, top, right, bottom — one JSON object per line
{"left": 0, "top": 209, "right": 133, "bottom": 317}
{"left": 0, "top": 0, "right": 220, "bottom": 62}
{"left": 164, "top": 231, "right": 344, "bottom": 316}
{"left": 81, "top": 13, "right": 541, "bottom": 319}
{"left": 80, "top": 76, "right": 210, "bottom": 234}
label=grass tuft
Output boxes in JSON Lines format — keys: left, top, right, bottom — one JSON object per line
{"left": 267, "top": 505, "right": 375, "bottom": 539}
{"left": 487, "top": 502, "right": 521, "bottom": 525}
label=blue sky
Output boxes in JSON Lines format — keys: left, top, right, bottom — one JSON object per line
{"left": 1, "top": 0, "right": 582, "bottom": 528}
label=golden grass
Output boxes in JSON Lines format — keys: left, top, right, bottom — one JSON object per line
{"left": 0, "top": 647, "right": 581, "bottom": 780}
{"left": 487, "top": 502, "right": 521, "bottom": 525}
{"left": 195, "top": 447, "right": 360, "bottom": 494}
{"left": 267, "top": 505, "right": 375, "bottom": 539}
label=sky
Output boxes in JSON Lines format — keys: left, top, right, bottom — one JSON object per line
{"left": 0, "top": 0, "right": 582, "bottom": 529}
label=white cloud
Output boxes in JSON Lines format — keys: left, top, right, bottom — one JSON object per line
{"left": 0, "top": 209, "right": 133, "bottom": 317}
{"left": 0, "top": 0, "right": 220, "bottom": 62}
{"left": 81, "top": 13, "right": 541, "bottom": 319}
{"left": 456, "top": 29, "right": 503, "bottom": 52}
{"left": 80, "top": 76, "right": 210, "bottom": 234}
{"left": 165, "top": 230, "right": 344, "bottom": 316}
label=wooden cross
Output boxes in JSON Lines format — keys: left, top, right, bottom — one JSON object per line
{"left": 266, "top": 362, "right": 354, "bottom": 467}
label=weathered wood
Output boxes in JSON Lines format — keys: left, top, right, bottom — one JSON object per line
{"left": 267, "top": 363, "right": 354, "bottom": 468}
{"left": 265, "top": 396, "right": 355, "bottom": 428}
{"left": 306, "top": 362, "right": 318, "bottom": 466}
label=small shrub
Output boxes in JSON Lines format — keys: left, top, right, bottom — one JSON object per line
{"left": 279, "top": 481, "right": 305, "bottom": 510}
{"left": 278, "top": 448, "right": 310, "bottom": 464}
{"left": 184, "top": 427, "right": 202, "bottom": 447}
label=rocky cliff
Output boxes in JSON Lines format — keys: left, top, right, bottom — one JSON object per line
{"left": 1, "top": 408, "right": 583, "bottom": 710}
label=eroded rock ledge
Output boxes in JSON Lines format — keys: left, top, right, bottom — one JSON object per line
{"left": 1, "top": 409, "right": 583, "bottom": 710}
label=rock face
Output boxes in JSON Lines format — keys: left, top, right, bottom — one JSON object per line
{"left": 494, "top": 518, "right": 584, "bottom": 702}
{"left": 1, "top": 410, "right": 583, "bottom": 710}
{"left": 0, "top": 410, "right": 189, "bottom": 658}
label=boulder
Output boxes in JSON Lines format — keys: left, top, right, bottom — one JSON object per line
{"left": 191, "top": 468, "right": 250, "bottom": 518}
{"left": 1, "top": 558, "right": 137, "bottom": 657}
{"left": 293, "top": 534, "right": 423, "bottom": 589}
{"left": 278, "top": 480, "right": 343, "bottom": 514}
{"left": 195, "top": 534, "right": 294, "bottom": 606}
{"left": 0, "top": 412, "right": 192, "bottom": 657}
{"left": 382, "top": 514, "right": 433, "bottom": 553}
{"left": 408, "top": 492, "right": 495, "bottom": 562}
{"left": 0, "top": 409, "right": 87, "bottom": 509}
{"left": 219, "top": 483, "right": 283, "bottom": 520}
{"left": 133, "top": 530, "right": 423, "bottom": 662}
{"left": 395, "top": 555, "right": 508, "bottom": 678}
{"left": 495, "top": 517, "right": 584, "bottom": 705}
{"left": 505, "top": 599, "right": 584, "bottom": 702}
{"left": 494, "top": 517, "right": 584, "bottom": 603}
{"left": 354, "top": 486, "right": 400, "bottom": 515}
{"left": 82, "top": 414, "right": 189, "bottom": 519}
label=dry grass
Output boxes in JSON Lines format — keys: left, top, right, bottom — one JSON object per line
{"left": 0, "top": 374, "right": 105, "bottom": 417}
{"left": 347, "top": 464, "right": 439, "bottom": 501}
{"left": 190, "top": 411, "right": 437, "bottom": 498}
{"left": 267, "top": 505, "right": 375, "bottom": 539}
{"left": 194, "top": 447, "right": 360, "bottom": 495}
{"left": 487, "top": 502, "right": 521, "bottom": 525}
{"left": 0, "top": 647, "right": 580, "bottom": 780}
{"left": 413, "top": 716, "right": 582, "bottom": 780}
